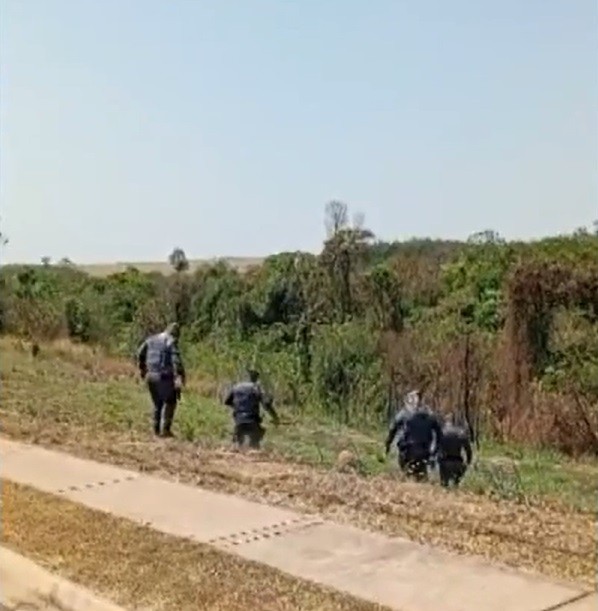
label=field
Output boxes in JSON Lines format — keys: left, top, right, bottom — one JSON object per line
{"left": 1, "top": 337, "right": 596, "bottom": 592}
{"left": 77, "top": 256, "right": 264, "bottom": 277}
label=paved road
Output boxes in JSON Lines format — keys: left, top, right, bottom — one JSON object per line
{"left": 1, "top": 438, "right": 595, "bottom": 611}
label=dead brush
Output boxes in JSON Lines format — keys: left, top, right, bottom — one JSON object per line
{"left": 505, "top": 384, "right": 598, "bottom": 457}
{"left": 45, "top": 340, "right": 135, "bottom": 382}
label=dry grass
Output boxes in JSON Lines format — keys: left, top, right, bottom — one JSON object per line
{"left": 77, "top": 257, "right": 264, "bottom": 277}
{"left": 3, "top": 593, "right": 79, "bottom": 611}
{"left": 2, "top": 481, "right": 386, "bottom": 611}
{"left": 1, "top": 337, "right": 596, "bottom": 589}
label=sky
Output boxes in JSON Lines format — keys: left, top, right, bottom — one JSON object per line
{"left": 1, "top": 0, "right": 596, "bottom": 264}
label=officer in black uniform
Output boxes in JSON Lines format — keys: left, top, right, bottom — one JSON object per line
{"left": 385, "top": 390, "right": 443, "bottom": 481}
{"left": 223, "top": 369, "right": 279, "bottom": 449}
{"left": 137, "top": 322, "right": 185, "bottom": 437}
{"left": 438, "top": 414, "right": 473, "bottom": 487}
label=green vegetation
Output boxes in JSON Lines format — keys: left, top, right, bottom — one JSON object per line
{"left": 1, "top": 204, "right": 597, "bottom": 459}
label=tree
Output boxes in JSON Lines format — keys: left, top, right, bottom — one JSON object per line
{"left": 41, "top": 256, "right": 51, "bottom": 267}
{"left": 321, "top": 201, "right": 375, "bottom": 320}
{"left": 325, "top": 200, "right": 349, "bottom": 238}
{"left": 573, "top": 226, "right": 589, "bottom": 237}
{"left": 168, "top": 247, "right": 189, "bottom": 273}
{"left": 467, "top": 229, "right": 505, "bottom": 245}
{"left": 0, "top": 218, "right": 8, "bottom": 260}
{"left": 0, "top": 230, "right": 7, "bottom": 269}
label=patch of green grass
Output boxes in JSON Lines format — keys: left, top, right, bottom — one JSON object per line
{"left": 466, "top": 442, "right": 598, "bottom": 511}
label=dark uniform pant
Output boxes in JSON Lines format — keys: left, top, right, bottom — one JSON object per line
{"left": 439, "top": 457, "right": 467, "bottom": 487}
{"left": 398, "top": 442, "right": 430, "bottom": 480}
{"left": 147, "top": 375, "right": 178, "bottom": 435}
{"left": 233, "top": 421, "right": 265, "bottom": 449}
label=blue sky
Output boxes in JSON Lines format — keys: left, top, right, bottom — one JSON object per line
{"left": 1, "top": 0, "right": 596, "bottom": 264}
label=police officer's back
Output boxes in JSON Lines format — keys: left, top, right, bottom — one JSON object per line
{"left": 137, "top": 322, "right": 186, "bottom": 437}
{"left": 386, "top": 407, "right": 443, "bottom": 453}
{"left": 385, "top": 390, "right": 443, "bottom": 479}
{"left": 437, "top": 415, "right": 472, "bottom": 487}
{"left": 223, "top": 369, "right": 279, "bottom": 449}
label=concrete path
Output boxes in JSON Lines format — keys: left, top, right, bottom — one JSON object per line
{"left": 0, "top": 546, "right": 125, "bottom": 611}
{"left": 1, "top": 438, "right": 595, "bottom": 611}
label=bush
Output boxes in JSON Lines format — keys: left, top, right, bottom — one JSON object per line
{"left": 311, "top": 322, "right": 385, "bottom": 425}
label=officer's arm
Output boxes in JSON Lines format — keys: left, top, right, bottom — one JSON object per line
{"left": 170, "top": 340, "right": 186, "bottom": 384}
{"left": 224, "top": 388, "right": 234, "bottom": 407}
{"left": 136, "top": 340, "right": 148, "bottom": 377}
{"left": 433, "top": 418, "right": 444, "bottom": 453}
{"left": 385, "top": 419, "right": 400, "bottom": 454}
{"left": 260, "top": 388, "right": 279, "bottom": 423}
{"left": 463, "top": 436, "right": 473, "bottom": 465}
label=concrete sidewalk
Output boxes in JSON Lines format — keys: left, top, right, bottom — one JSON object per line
{"left": 0, "top": 546, "right": 125, "bottom": 611}
{"left": 1, "top": 438, "right": 595, "bottom": 611}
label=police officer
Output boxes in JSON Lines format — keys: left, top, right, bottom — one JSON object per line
{"left": 223, "top": 369, "right": 279, "bottom": 449}
{"left": 385, "top": 390, "right": 443, "bottom": 481}
{"left": 137, "top": 322, "right": 186, "bottom": 437}
{"left": 438, "top": 414, "right": 473, "bottom": 487}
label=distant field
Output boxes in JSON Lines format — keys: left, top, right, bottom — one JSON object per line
{"left": 78, "top": 256, "right": 265, "bottom": 276}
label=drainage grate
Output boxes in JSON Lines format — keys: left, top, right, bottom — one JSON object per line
{"left": 56, "top": 474, "right": 138, "bottom": 494}
{"left": 208, "top": 515, "right": 324, "bottom": 548}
